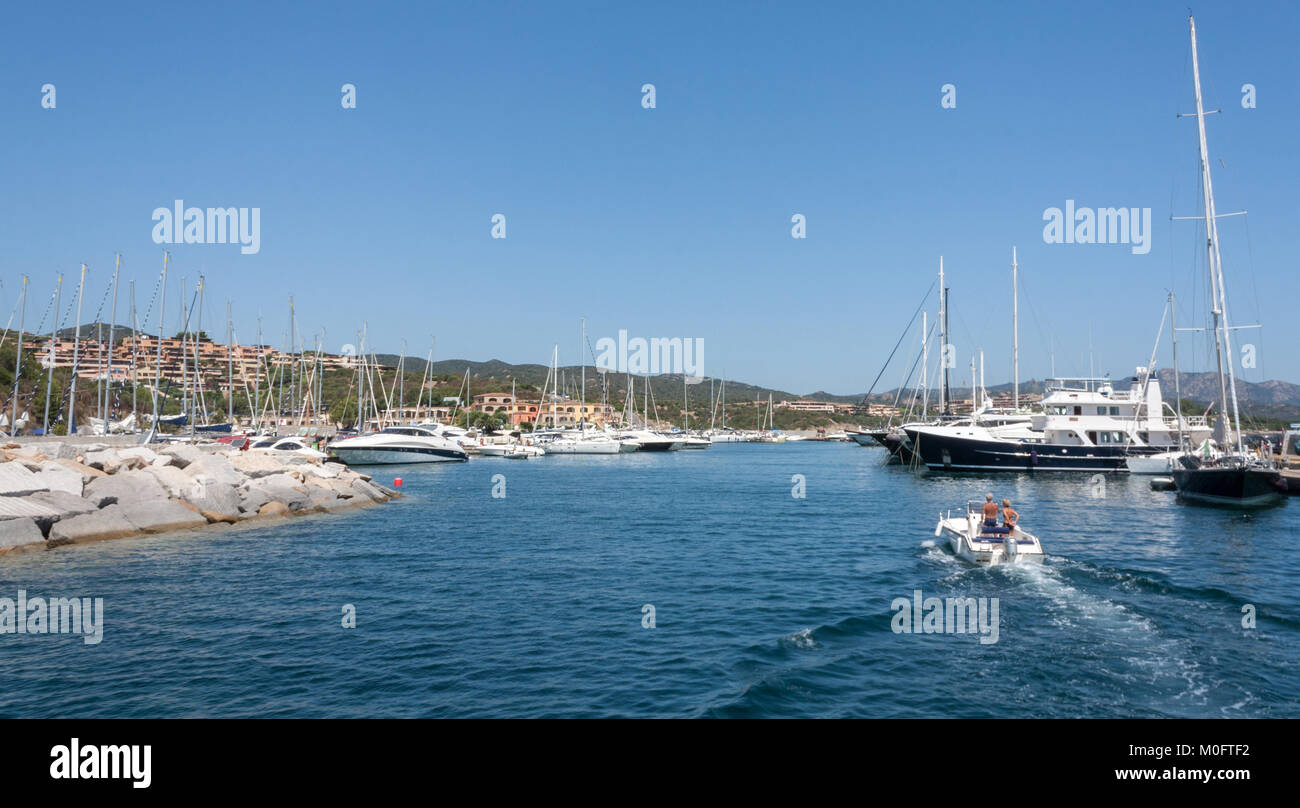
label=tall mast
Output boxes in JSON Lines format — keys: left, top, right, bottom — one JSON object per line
{"left": 152, "top": 253, "right": 168, "bottom": 429}
{"left": 104, "top": 254, "right": 120, "bottom": 430}
{"left": 227, "top": 299, "right": 234, "bottom": 426}
{"left": 9, "top": 276, "right": 27, "bottom": 436}
{"left": 921, "top": 311, "right": 928, "bottom": 419}
{"left": 1012, "top": 246, "right": 1019, "bottom": 410}
{"left": 129, "top": 279, "right": 138, "bottom": 428}
{"left": 580, "top": 318, "right": 586, "bottom": 430}
{"left": 1188, "top": 14, "right": 1243, "bottom": 454}
{"left": 939, "top": 257, "right": 950, "bottom": 415}
{"left": 254, "top": 313, "right": 262, "bottom": 432}
{"left": 68, "top": 263, "right": 87, "bottom": 434}
{"left": 1170, "top": 292, "right": 1185, "bottom": 451}
{"left": 42, "top": 274, "right": 63, "bottom": 435}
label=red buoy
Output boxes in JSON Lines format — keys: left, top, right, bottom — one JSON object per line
{"left": 393, "top": 477, "right": 403, "bottom": 487}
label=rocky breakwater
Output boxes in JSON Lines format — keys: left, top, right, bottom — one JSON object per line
{"left": 0, "top": 442, "right": 399, "bottom": 557}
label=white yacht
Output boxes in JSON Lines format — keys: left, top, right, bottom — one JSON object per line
{"left": 330, "top": 424, "right": 469, "bottom": 464}
{"left": 614, "top": 429, "right": 684, "bottom": 451}
{"left": 905, "top": 368, "right": 1211, "bottom": 472}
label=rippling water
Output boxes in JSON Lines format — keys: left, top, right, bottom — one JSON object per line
{"left": 1, "top": 442, "right": 1296, "bottom": 718}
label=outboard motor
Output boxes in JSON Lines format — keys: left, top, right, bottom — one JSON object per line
{"left": 1004, "top": 529, "right": 1018, "bottom": 561}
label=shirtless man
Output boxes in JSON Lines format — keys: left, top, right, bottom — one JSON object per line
{"left": 981, "top": 493, "right": 999, "bottom": 528}
{"left": 1001, "top": 499, "right": 1019, "bottom": 533}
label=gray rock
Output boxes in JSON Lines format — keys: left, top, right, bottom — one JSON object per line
{"left": 185, "top": 452, "right": 243, "bottom": 487}
{"left": 0, "top": 517, "right": 46, "bottom": 550}
{"left": 83, "top": 469, "right": 168, "bottom": 508}
{"left": 181, "top": 480, "right": 242, "bottom": 521}
{"left": 27, "top": 490, "right": 99, "bottom": 518}
{"left": 142, "top": 464, "right": 194, "bottom": 498}
{"left": 117, "top": 447, "right": 158, "bottom": 466}
{"left": 230, "top": 452, "right": 289, "bottom": 478}
{"left": 237, "top": 487, "right": 271, "bottom": 516}
{"left": 29, "top": 464, "right": 84, "bottom": 496}
{"left": 47, "top": 504, "right": 139, "bottom": 547}
{"left": 158, "top": 443, "right": 202, "bottom": 468}
{"left": 350, "top": 479, "right": 390, "bottom": 502}
{"left": 0, "top": 461, "right": 43, "bottom": 496}
{"left": 82, "top": 448, "right": 124, "bottom": 473}
{"left": 118, "top": 500, "right": 208, "bottom": 534}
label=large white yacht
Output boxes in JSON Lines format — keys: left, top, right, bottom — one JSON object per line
{"left": 904, "top": 368, "right": 1211, "bottom": 472}
{"left": 330, "top": 424, "right": 469, "bottom": 464}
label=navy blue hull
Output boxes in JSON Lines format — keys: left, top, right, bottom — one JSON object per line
{"left": 904, "top": 428, "right": 1156, "bottom": 472}
{"left": 1172, "top": 466, "right": 1285, "bottom": 508}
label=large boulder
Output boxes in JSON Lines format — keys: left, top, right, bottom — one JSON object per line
{"left": 117, "top": 446, "right": 158, "bottom": 466}
{"left": 49, "top": 458, "right": 107, "bottom": 483}
{"left": 26, "top": 490, "right": 99, "bottom": 519}
{"left": 302, "top": 462, "right": 341, "bottom": 480}
{"left": 47, "top": 504, "right": 139, "bottom": 547}
{"left": 0, "top": 517, "right": 46, "bottom": 550}
{"left": 158, "top": 443, "right": 202, "bottom": 468}
{"left": 237, "top": 486, "right": 272, "bottom": 517}
{"left": 257, "top": 501, "right": 290, "bottom": 518}
{"left": 118, "top": 500, "right": 208, "bottom": 534}
{"left": 83, "top": 469, "right": 168, "bottom": 508}
{"left": 0, "top": 461, "right": 44, "bottom": 496}
{"left": 181, "top": 480, "right": 242, "bottom": 522}
{"left": 82, "top": 448, "right": 125, "bottom": 473}
{"left": 142, "top": 464, "right": 195, "bottom": 498}
{"left": 185, "top": 453, "right": 244, "bottom": 487}
{"left": 230, "top": 452, "right": 289, "bottom": 479}
{"left": 30, "top": 463, "right": 84, "bottom": 496}
{"left": 350, "top": 478, "right": 390, "bottom": 503}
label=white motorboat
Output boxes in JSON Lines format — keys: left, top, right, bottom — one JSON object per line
{"left": 705, "top": 428, "right": 749, "bottom": 443}
{"left": 541, "top": 434, "right": 624, "bottom": 454}
{"left": 330, "top": 425, "right": 469, "bottom": 464}
{"left": 248, "top": 435, "right": 330, "bottom": 460}
{"left": 478, "top": 442, "right": 547, "bottom": 458}
{"left": 614, "top": 429, "right": 684, "bottom": 451}
{"left": 934, "top": 501, "right": 1045, "bottom": 566}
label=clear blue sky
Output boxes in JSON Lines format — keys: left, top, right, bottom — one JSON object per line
{"left": 2, "top": 1, "right": 1295, "bottom": 394}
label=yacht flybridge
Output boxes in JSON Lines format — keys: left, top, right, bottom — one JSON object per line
{"left": 906, "top": 369, "right": 1210, "bottom": 472}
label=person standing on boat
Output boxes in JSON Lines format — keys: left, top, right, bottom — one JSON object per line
{"left": 981, "top": 494, "right": 1000, "bottom": 527}
{"left": 1001, "top": 499, "right": 1019, "bottom": 533}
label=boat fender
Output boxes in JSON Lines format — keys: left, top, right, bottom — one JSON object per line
{"left": 934, "top": 515, "right": 943, "bottom": 538}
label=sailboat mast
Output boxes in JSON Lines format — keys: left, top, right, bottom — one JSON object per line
{"left": 227, "top": 299, "right": 234, "bottom": 426}
{"left": 938, "top": 257, "right": 949, "bottom": 415}
{"left": 68, "top": 263, "right": 87, "bottom": 434}
{"left": 921, "top": 311, "right": 928, "bottom": 420}
{"left": 580, "top": 318, "right": 586, "bottom": 430}
{"left": 104, "top": 254, "right": 120, "bottom": 430}
{"left": 152, "top": 253, "right": 168, "bottom": 429}
{"left": 10, "top": 276, "right": 27, "bottom": 436}
{"left": 1189, "top": 14, "right": 1243, "bottom": 454}
{"left": 1012, "top": 246, "right": 1019, "bottom": 410}
{"left": 42, "top": 274, "right": 63, "bottom": 435}
{"left": 129, "top": 279, "right": 138, "bottom": 427}
{"left": 1170, "top": 292, "right": 1185, "bottom": 450}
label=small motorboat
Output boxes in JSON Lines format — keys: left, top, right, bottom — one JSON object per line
{"left": 504, "top": 445, "right": 545, "bottom": 459}
{"left": 933, "top": 501, "right": 1045, "bottom": 566}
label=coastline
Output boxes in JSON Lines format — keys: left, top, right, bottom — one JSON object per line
{"left": 0, "top": 440, "right": 399, "bottom": 559}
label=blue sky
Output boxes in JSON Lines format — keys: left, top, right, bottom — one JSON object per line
{"left": 1, "top": 1, "right": 1295, "bottom": 394}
